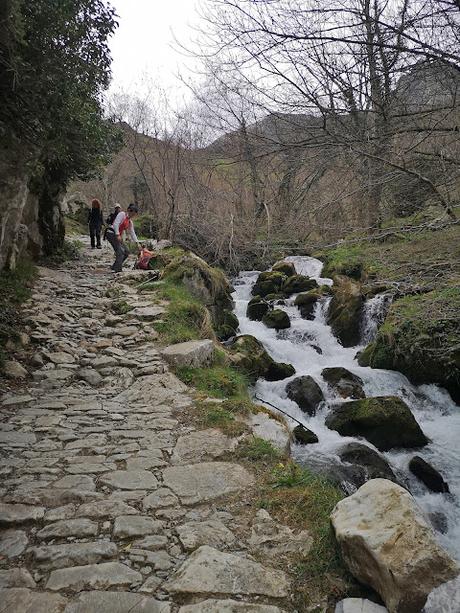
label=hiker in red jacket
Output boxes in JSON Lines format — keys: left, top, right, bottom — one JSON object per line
{"left": 105, "top": 203, "right": 140, "bottom": 272}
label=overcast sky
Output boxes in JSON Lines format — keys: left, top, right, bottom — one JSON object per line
{"left": 108, "top": 0, "right": 203, "bottom": 104}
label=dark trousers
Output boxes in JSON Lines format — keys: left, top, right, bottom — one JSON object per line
{"left": 106, "top": 230, "right": 129, "bottom": 272}
{"left": 89, "top": 223, "right": 102, "bottom": 248}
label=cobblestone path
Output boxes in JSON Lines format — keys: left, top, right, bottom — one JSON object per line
{"left": 0, "top": 245, "right": 295, "bottom": 612}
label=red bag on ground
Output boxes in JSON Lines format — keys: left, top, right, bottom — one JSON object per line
{"left": 136, "top": 247, "right": 156, "bottom": 270}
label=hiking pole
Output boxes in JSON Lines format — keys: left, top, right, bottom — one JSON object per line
{"left": 254, "top": 394, "right": 307, "bottom": 430}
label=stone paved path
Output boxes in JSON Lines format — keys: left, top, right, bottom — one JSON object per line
{"left": 0, "top": 243, "right": 297, "bottom": 612}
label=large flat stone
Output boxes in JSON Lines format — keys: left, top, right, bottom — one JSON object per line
{"left": 64, "top": 590, "right": 170, "bottom": 612}
{"left": 171, "top": 429, "right": 238, "bottom": 465}
{"left": 100, "top": 470, "right": 158, "bottom": 490}
{"left": 143, "top": 488, "right": 179, "bottom": 511}
{"left": 0, "top": 568, "right": 36, "bottom": 588}
{"left": 0, "top": 431, "right": 36, "bottom": 447}
{"left": 46, "top": 561, "right": 142, "bottom": 592}
{"left": 113, "top": 516, "right": 165, "bottom": 538}
{"left": 161, "top": 340, "right": 214, "bottom": 368}
{"left": 0, "top": 587, "right": 67, "bottom": 612}
{"left": 30, "top": 542, "right": 118, "bottom": 570}
{"left": 163, "top": 462, "right": 254, "bottom": 505}
{"left": 0, "top": 529, "right": 28, "bottom": 557}
{"left": 176, "top": 520, "right": 236, "bottom": 551}
{"left": 75, "top": 500, "right": 138, "bottom": 518}
{"left": 0, "top": 503, "right": 45, "bottom": 526}
{"left": 53, "top": 475, "right": 96, "bottom": 490}
{"left": 37, "top": 519, "right": 98, "bottom": 540}
{"left": 179, "top": 601, "right": 286, "bottom": 612}
{"left": 164, "top": 545, "right": 289, "bottom": 597}
{"left": 130, "top": 306, "right": 166, "bottom": 321}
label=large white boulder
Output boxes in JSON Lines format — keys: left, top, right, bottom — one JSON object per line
{"left": 331, "top": 479, "right": 459, "bottom": 613}
{"left": 161, "top": 340, "right": 214, "bottom": 368}
{"left": 423, "top": 575, "right": 460, "bottom": 612}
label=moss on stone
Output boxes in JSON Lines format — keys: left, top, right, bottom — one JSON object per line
{"left": 327, "top": 276, "right": 363, "bottom": 347}
{"left": 262, "top": 309, "right": 291, "bottom": 329}
{"left": 325, "top": 396, "right": 428, "bottom": 451}
{"left": 282, "top": 274, "right": 318, "bottom": 295}
{"left": 272, "top": 260, "right": 297, "bottom": 276}
{"left": 252, "top": 271, "right": 287, "bottom": 297}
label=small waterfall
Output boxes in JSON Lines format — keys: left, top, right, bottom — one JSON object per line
{"left": 233, "top": 257, "right": 460, "bottom": 561}
{"left": 360, "top": 293, "right": 393, "bottom": 344}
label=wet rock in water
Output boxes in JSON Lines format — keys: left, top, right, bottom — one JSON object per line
{"left": 331, "top": 479, "right": 460, "bottom": 613}
{"left": 338, "top": 443, "right": 398, "bottom": 484}
{"left": 262, "top": 309, "right": 291, "bottom": 330}
{"left": 246, "top": 296, "right": 269, "bottom": 321}
{"left": 429, "top": 512, "right": 449, "bottom": 534}
{"left": 252, "top": 271, "right": 287, "bottom": 298}
{"left": 423, "top": 575, "right": 460, "bottom": 612}
{"left": 322, "top": 367, "right": 365, "bottom": 399}
{"left": 327, "top": 276, "right": 363, "bottom": 347}
{"left": 161, "top": 339, "right": 214, "bottom": 369}
{"left": 294, "top": 290, "right": 322, "bottom": 319}
{"left": 264, "top": 293, "right": 286, "bottom": 303}
{"left": 293, "top": 425, "right": 318, "bottom": 445}
{"left": 264, "top": 361, "right": 295, "bottom": 381}
{"left": 286, "top": 376, "right": 324, "bottom": 416}
{"left": 409, "top": 456, "right": 449, "bottom": 493}
{"left": 282, "top": 274, "right": 318, "bottom": 296}
{"left": 325, "top": 396, "right": 428, "bottom": 451}
{"left": 272, "top": 260, "right": 297, "bottom": 277}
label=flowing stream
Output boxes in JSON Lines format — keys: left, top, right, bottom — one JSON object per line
{"left": 233, "top": 255, "right": 460, "bottom": 560}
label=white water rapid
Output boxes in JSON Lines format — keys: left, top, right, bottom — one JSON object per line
{"left": 233, "top": 255, "right": 460, "bottom": 560}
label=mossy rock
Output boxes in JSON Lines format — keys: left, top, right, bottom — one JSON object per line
{"left": 272, "top": 260, "right": 297, "bottom": 277}
{"left": 325, "top": 396, "right": 428, "bottom": 451}
{"left": 293, "top": 425, "right": 318, "bottom": 445}
{"left": 265, "top": 361, "right": 296, "bottom": 381}
{"left": 252, "top": 271, "right": 287, "bottom": 298}
{"left": 286, "top": 375, "right": 324, "bottom": 416}
{"left": 321, "top": 367, "right": 365, "bottom": 399}
{"left": 294, "top": 289, "right": 322, "bottom": 320}
{"left": 227, "top": 334, "right": 273, "bottom": 383}
{"left": 264, "top": 293, "right": 286, "bottom": 302}
{"left": 327, "top": 276, "right": 363, "bottom": 347}
{"left": 246, "top": 296, "right": 269, "bottom": 321}
{"left": 262, "top": 309, "right": 291, "bottom": 330}
{"left": 163, "top": 253, "right": 233, "bottom": 328}
{"left": 357, "top": 288, "right": 460, "bottom": 403}
{"left": 216, "top": 324, "right": 237, "bottom": 342}
{"left": 282, "top": 274, "right": 318, "bottom": 296}
{"left": 222, "top": 310, "right": 239, "bottom": 331}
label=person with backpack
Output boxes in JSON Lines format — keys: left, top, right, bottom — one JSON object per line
{"left": 103, "top": 203, "right": 121, "bottom": 242}
{"left": 87, "top": 198, "right": 104, "bottom": 249}
{"left": 105, "top": 203, "right": 141, "bottom": 272}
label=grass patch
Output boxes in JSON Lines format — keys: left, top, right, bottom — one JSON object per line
{"left": 237, "top": 437, "right": 282, "bottom": 462}
{"left": 152, "top": 281, "right": 215, "bottom": 344}
{"left": 176, "top": 365, "right": 248, "bottom": 398}
{"left": 0, "top": 260, "right": 37, "bottom": 366}
{"left": 259, "top": 461, "right": 352, "bottom": 607}
{"left": 105, "top": 287, "right": 121, "bottom": 299}
{"left": 190, "top": 400, "right": 249, "bottom": 437}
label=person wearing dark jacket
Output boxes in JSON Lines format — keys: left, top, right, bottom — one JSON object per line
{"left": 88, "top": 198, "right": 104, "bottom": 249}
{"left": 106, "top": 203, "right": 121, "bottom": 226}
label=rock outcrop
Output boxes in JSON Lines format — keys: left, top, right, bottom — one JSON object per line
{"left": 331, "top": 479, "right": 460, "bottom": 613}
{"left": 161, "top": 340, "right": 215, "bottom": 368}
{"left": 325, "top": 396, "right": 428, "bottom": 451}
